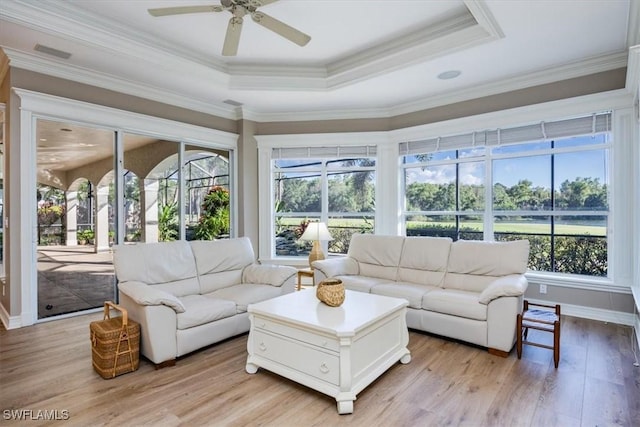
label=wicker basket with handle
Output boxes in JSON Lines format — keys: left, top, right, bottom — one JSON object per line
{"left": 90, "top": 301, "right": 140, "bottom": 379}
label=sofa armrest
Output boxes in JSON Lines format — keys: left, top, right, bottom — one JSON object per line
{"left": 478, "top": 275, "right": 528, "bottom": 305}
{"left": 118, "top": 281, "right": 186, "bottom": 313}
{"left": 118, "top": 292, "right": 178, "bottom": 365}
{"left": 242, "top": 264, "right": 297, "bottom": 287}
{"left": 312, "top": 257, "right": 359, "bottom": 281}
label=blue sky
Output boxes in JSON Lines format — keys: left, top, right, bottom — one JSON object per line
{"left": 407, "top": 135, "right": 609, "bottom": 188}
{"left": 493, "top": 150, "right": 608, "bottom": 188}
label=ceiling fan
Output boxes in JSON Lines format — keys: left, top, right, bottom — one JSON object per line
{"left": 148, "top": 0, "right": 311, "bottom": 56}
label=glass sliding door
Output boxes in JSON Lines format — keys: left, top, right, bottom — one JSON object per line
{"left": 122, "top": 132, "right": 179, "bottom": 243}
{"left": 15, "top": 89, "right": 239, "bottom": 326}
{"left": 36, "top": 118, "right": 116, "bottom": 319}
{"left": 184, "top": 144, "right": 230, "bottom": 240}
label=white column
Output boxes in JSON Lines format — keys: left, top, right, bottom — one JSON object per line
{"left": 65, "top": 190, "right": 78, "bottom": 246}
{"left": 376, "top": 141, "right": 400, "bottom": 235}
{"left": 95, "top": 186, "right": 110, "bottom": 252}
{"left": 142, "top": 179, "right": 159, "bottom": 243}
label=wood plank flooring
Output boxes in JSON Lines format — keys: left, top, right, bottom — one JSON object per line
{"left": 1, "top": 313, "right": 638, "bottom": 426}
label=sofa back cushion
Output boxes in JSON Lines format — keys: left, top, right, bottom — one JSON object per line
{"left": 397, "top": 237, "right": 452, "bottom": 286}
{"left": 443, "top": 239, "right": 530, "bottom": 292}
{"left": 190, "top": 237, "right": 256, "bottom": 294}
{"left": 347, "top": 234, "right": 404, "bottom": 280}
{"left": 112, "top": 241, "right": 199, "bottom": 297}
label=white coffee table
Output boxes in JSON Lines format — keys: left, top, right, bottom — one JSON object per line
{"left": 246, "top": 289, "right": 410, "bottom": 414}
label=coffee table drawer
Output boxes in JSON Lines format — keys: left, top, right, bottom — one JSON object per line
{"left": 253, "top": 317, "right": 339, "bottom": 352}
{"left": 252, "top": 330, "right": 340, "bottom": 385}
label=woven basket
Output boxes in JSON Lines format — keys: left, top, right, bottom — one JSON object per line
{"left": 316, "top": 278, "right": 345, "bottom": 307}
{"left": 90, "top": 301, "right": 140, "bottom": 379}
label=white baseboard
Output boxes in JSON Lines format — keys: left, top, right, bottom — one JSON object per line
{"left": 0, "top": 302, "right": 24, "bottom": 330}
{"left": 634, "top": 314, "right": 640, "bottom": 354}
{"left": 527, "top": 298, "right": 636, "bottom": 326}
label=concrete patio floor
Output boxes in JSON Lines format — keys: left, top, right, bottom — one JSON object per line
{"left": 37, "top": 245, "right": 115, "bottom": 319}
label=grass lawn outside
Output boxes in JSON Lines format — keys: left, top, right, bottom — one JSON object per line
{"left": 277, "top": 217, "right": 605, "bottom": 236}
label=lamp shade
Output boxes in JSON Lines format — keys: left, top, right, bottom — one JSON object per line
{"left": 299, "top": 222, "right": 333, "bottom": 241}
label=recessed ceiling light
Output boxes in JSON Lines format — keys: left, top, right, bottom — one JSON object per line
{"left": 437, "top": 70, "right": 461, "bottom": 80}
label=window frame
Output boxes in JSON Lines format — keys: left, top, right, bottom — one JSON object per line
{"left": 257, "top": 91, "right": 634, "bottom": 293}
{"left": 256, "top": 132, "right": 391, "bottom": 265}
{"left": 401, "top": 116, "right": 612, "bottom": 278}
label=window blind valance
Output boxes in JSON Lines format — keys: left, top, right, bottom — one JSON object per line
{"left": 399, "top": 112, "right": 611, "bottom": 155}
{"left": 272, "top": 145, "right": 377, "bottom": 159}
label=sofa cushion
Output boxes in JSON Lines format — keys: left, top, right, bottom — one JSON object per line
{"left": 348, "top": 234, "right": 405, "bottom": 281}
{"left": 206, "top": 284, "right": 283, "bottom": 312}
{"left": 338, "top": 275, "right": 395, "bottom": 293}
{"left": 397, "top": 237, "right": 452, "bottom": 286}
{"left": 113, "top": 241, "right": 200, "bottom": 297}
{"left": 422, "top": 289, "right": 487, "bottom": 321}
{"left": 176, "top": 295, "right": 237, "bottom": 330}
{"left": 371, "top": 282, "right": 439, "bottom": 309}
{"left": 190, "top": 238, "right": 256, "bottom": 293}
{"left": 444, "top": 239, "right": 530, "bottom": 292}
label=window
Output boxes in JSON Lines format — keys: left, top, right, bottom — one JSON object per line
{"left": 401, "top": 113, "right": 611, "bottom": 277}
{"left": 403, "top": 151, "right": 484, "bottom": 240}
{"left": 272, "top": 147, "right": 376, "bottom": 258}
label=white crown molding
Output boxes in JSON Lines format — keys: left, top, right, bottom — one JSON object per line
{"left": 326, "top": 23, "right": 497, "bottom": 90}
{"left": 390, "top": 89, "right": 633, "bottom": 143}
{"left": 0, "top": 0, "right": 229, "bottom": 75}
{"left": 3, "top": 48, "right": 239, "bottom": 120}
{"left": 241, "top": 105, "right": 393, "bottom": 122}
{"left": 249, "top": 53, "right": 630, "bottom": 123}
{"left": 230, "top": 1, "right": 504, "bottom": 91}
{"left": 627, "top": 0, "right": 640, "bottom": 47}
{"left": 10, "top": 46, "right": 620, "bottom": 124}
{"left": 389, "top": 50, "right": 629, "bottom": 117}
{"left": 255, "top": 131, "right": 391, "bottom": 149}
{"left": 627, "top": 45, "right": 640, "bottom": 99}
{"left": 13, "top": 87, "right": 238, "bottom": 147}
{"left": 0, "top": 0, "right": 503, "bottom": 92}
{"left": 0, "top": 49, "right": 9, "bottom": 85}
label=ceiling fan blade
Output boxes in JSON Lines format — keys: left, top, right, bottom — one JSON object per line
{"left": 250, "top": 12, "right": 311, "bottom": 46}
{"left": 148, "top": 5, "right": 224, "bottom": 17}
{"left": 222, "top": 16, "right": 244, "bottom": 56}
{"left": 251, "top": 0, "right": 279, "bottom": 7}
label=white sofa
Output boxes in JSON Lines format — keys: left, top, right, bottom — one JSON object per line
{"left": 112, "top": 237, "right": 297, "bottom": 366}
{"left": 312, "top": 235, "right": 530, "bottom": 356}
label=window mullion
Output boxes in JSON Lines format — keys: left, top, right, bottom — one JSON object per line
{"left": 485, "top": 153, "right": 493, "bottom": 240}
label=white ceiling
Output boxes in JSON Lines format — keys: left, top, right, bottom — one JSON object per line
{"left": 0, "top": 0, "right": 638, "bottom": 122}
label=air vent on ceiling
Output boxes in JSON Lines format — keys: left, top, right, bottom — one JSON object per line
{"left": 223, "top": 99, "right": 243, "bottom": 107}
{"left": 34, "top": 44, "right": 72, "bottom": 60}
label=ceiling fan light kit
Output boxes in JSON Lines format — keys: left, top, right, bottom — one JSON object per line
{"left": 148, "top": 0, "right": 311, "bottom": 56}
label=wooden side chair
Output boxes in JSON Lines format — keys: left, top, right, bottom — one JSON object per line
{"left": 516, "top": 300, "right": 561, "bottom": 368}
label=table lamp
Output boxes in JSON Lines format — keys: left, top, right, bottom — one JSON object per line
{"left": 299, "top": 221, "right": 333, "bottom": 268}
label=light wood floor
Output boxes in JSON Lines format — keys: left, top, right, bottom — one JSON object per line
{"left": 1, "top": 312, "right": 638, "bottom": 426}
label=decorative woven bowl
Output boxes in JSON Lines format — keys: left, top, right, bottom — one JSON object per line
{"left": 316, "top": 278, "right": 345, "bottom": 307}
